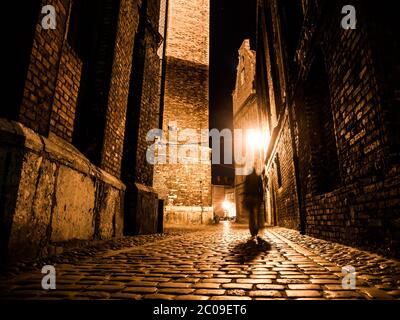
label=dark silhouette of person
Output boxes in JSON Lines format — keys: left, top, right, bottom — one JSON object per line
{"left": 243, "top": 167, "right": 264, "bottom": 241}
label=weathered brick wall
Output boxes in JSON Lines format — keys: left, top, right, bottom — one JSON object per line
{"left": 1, "top": 0, "right": 166, "bottom": 262}
{"left": 135, "top": 0, "right": 162, "bottom": 187}
{"left": 19, "top": 0, "right": 70, "bottom": 136}
{"left": 50, "top": 44, "right": 82, "bottom": 141}
{"left": 268, "top": 115, "right": 299, "bottom": 230}
{"left": 259, "top": 0, "right": 400, "bottom": 256}
{"left": 122, "top": 0, "right": 163, "bottom": 235}
{"left": 323, "top": 11, "right": 383, "bottom": 187}
{"left": 155, "top": 55, "right": 212, "bottom": 207}
{"left": 301, "top": 1, "right": 400, "bottom": 255}
{"left": 155, "top": 152, "right": 212, "bottom": 206}
{"left": 153, "top": 0, "right": 212, "bottom": 224}
{"left": 166, "top": 0, "right": 209, "bottom": 65}
{"left": 18, "top": 0, "right": 141, "bottom": 178}
{"left": 100, "top": 0, "right": 141, "bottom": 178}
{"left": 162, "top": 57, "right": 209, "bottom": 132}
{"left": 364, "top": 1, "right": 400, "bottom": 165}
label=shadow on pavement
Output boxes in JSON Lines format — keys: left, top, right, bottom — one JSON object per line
{"left": 229, "top": 237, "right": 271, "bottom": 264}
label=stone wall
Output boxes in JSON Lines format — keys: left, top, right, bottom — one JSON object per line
{"left": 0, "top": 119, "right": 124, "bottom": 262}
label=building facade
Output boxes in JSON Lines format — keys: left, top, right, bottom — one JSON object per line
{"left": 1, "top": 0, "right": 164, "bottom": 264}
{"left": 256, "top": 0, "right": 400, "bottom": 256}
{"left": 232, "top": 40, "right": 268, "bottom": 223}
{"left": 153, "top": 0, "right": 213, "bottom": 225}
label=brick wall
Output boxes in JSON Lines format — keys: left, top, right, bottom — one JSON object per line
{"left": 1, "top": 0, "right": 165, "bottom": 261}
{"left": 268, "top": 115, "right": 299, "bottom": 230}
{"left": 166, "top": 0, "right": 209, "bottom": 65}
{"left": 258, "top": 0, "right": 400, "bottom": 257}
{"left": 153, "top": 0, "right": 212, "bottom": 224}
{"left": 19, "top": 0, "right": 70, "bottom": 136}
{"left": 18, "top": 0, "right": 142, "bottom": 178}
{"left": 122, "top": 0, "right": 163, "bottom": 235}
{"left": 301, "top": 1, "right": 400, "bottom": 255}
{"left": 363, "top": 1, "right": 400, "bottom": 165}
{"left": 100, "top": 0, "right": 140, "bottom": 178}
{"left": 135, "top": 52, "right": 162, "bottom": 187}
{"left": 115, "top": 0, "right": 163, "bottom": 188}
{"left": 50, "top": 44, "right": 82, "bottom": 141}
{"left": 155, "top": 56, "right": 212, "bottom": 211}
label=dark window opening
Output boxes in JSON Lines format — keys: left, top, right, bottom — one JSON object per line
{"left": 277, "top": 0, "right": 303, "bottom": 79}
{"left": 71, "top": 0, "right": 121, "bottom": 166}
{"left": 367, "top": 1, "right": 400, "bottom": 164}
{"left": 3, "top": 1, "right": 41, "bottom": 120}
{"left": 275, "top": 153, "right": 282, "bottom": 188}
{"left": 304, "top": 50, "right": 341, "bottom": 195}
{"left": 264, "top": 2, "right": 282, "bottom": 117}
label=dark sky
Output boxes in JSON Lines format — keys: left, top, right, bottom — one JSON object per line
{"left": 210, "top": 0, "right": 257, "bottom": 131}
{"left": 210, "top": 0, "right": 257, "bottom": 179}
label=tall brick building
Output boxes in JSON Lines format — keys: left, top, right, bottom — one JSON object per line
{"left": 1, "top": 0, "right": 164, "bottom": 263}
{"left": 232, "top": 40, "right": 268, "bottom": 223}
{"left": 256, "top": 0, "right": 400, "bottom": 256}
{"left": 154, "top": 0, "right": 213, "bottom": 225}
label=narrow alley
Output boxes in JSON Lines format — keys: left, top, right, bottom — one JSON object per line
{"left": 2, "top": 0, "right": 400, "bottom": 307}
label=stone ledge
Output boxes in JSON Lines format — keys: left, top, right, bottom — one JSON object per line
{"left": 0, "top": 118, "right": 125, "bottom": 191}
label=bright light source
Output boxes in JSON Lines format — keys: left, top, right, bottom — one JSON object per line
{"left": 246, "top": 129, "right": 266, "bottom": 151}
{"left": 222, "top": 200, "right": 232, "bottom": 210}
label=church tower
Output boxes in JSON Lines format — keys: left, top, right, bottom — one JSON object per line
{"left": 154, "top": 0, "right": 212, "bottom": 224}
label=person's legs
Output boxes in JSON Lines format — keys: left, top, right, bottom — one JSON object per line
{"left": 248, "top": 205, "right": 257, "bottom": 237}
{"left": 253, "top": 206, "right": 260, "bottom": 236}
{"left": 257, "top": 203, "right": 265, "bottom": 237}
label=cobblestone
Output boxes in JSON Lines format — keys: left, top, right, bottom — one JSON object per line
{"left": 323, "top": 291, "right": 363, "bottom": 299}
{"left": 286, "top": 290, "right": 322, "bottom": 298}
{"left": 249, "top": 290, "right": 283, "bottom": 298}
{"left": 0, "top": 224, "right": 399, "bottom": 300}
{"left": 194, "top": 289, "right": 226, "bottom": 296}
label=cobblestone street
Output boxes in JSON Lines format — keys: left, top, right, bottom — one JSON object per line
{"left": 0, "top": 223, "right": 399, "bottom": 300}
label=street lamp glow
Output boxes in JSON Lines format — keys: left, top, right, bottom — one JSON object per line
{"left": 222, "top": 200, "right": 232, "bottom": 211}
{"left": 246, "top": 130, "right": 265, "bottom": 151}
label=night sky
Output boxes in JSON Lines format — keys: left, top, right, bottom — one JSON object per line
{"left": 210, "top": 0, "right": 257, "bottom": 179}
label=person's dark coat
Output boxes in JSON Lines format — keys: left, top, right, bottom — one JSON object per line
{"left": 243, "top": 170, "right": 264, "bottom": 210}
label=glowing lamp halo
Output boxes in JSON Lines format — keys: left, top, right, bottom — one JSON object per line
{"left": 246, "top": 129, "right": 266, "bottom": 151}
{"left": 222, "top": 200, "right": 232, "bottom": 211}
